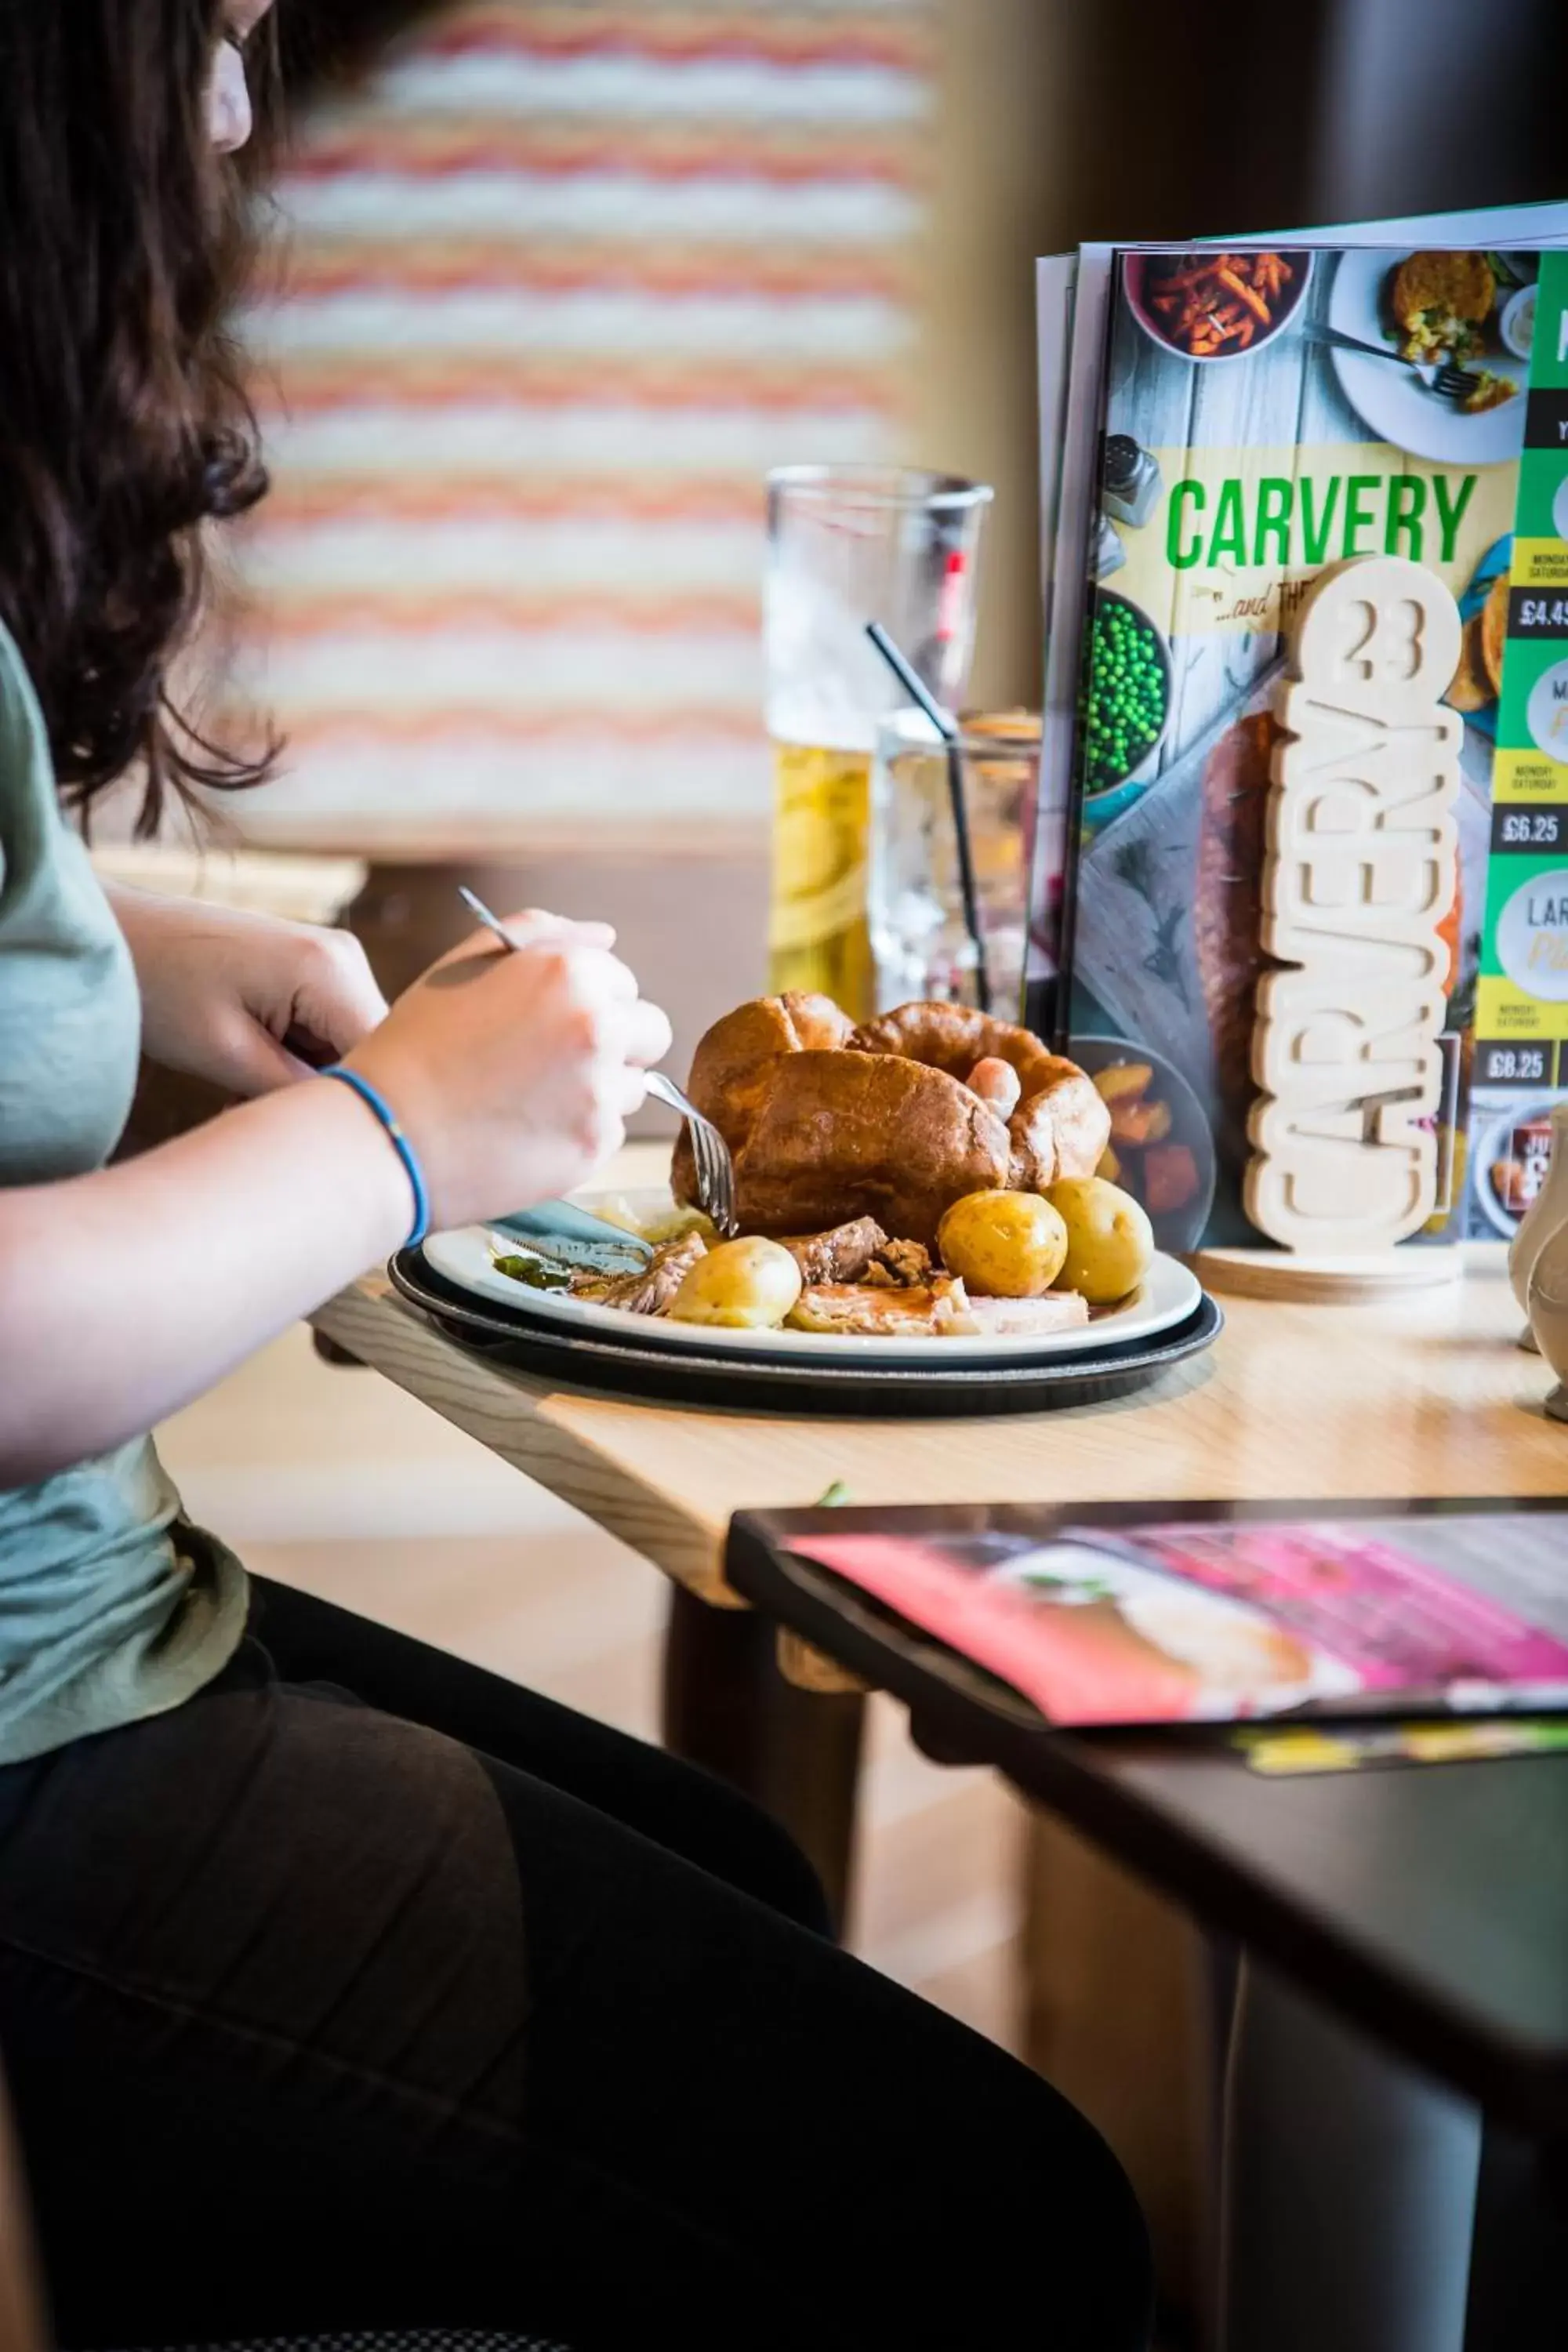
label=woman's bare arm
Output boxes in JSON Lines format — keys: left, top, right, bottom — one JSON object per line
{"left": 0, "top": 1079, "right": 410, "bottom": 1485}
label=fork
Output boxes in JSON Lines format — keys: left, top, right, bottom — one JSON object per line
{"left": 1303, "top": 322, "right": 1484, "bottom": 404}
{"left": 644, "top": 1071, "right": 739, "bottom": 1238}
{"left": 457, "top": 887, "right": 739, "bottom": 1237}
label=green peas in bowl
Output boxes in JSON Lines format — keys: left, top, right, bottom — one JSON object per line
{"left": 1080, "top": 590, "right": 1172, "bottom": 822}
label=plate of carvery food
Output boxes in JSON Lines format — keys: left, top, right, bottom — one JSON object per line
{"left": 417, "top": 995, "right": 1209, "bottom": 1370}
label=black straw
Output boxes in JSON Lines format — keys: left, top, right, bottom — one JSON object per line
{"left": 865, "top": 619, "right": 991, "bottom": 1014}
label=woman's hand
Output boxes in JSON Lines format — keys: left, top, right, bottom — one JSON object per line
{"left": 106, "top": 886, "right": 387, "bottom": 1093}
{"left": 348, "top": 910, "right": 673, "bottom": 1229}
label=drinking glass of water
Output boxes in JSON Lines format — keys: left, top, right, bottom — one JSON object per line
{"left": 868, "top": 707, "right": 1041, "bottom": 1019}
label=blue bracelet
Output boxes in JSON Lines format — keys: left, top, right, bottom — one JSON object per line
{"left": 321, "top": 1065, "right": 431, "bottom": 1250}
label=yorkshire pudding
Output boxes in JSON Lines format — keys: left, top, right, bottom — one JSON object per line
{"left": 671, "top": 993, "right": 1109, "bottom": 1246}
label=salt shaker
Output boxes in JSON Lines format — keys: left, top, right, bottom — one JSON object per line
{"left": 1508, "top": 1099, "right": 1568, "bottom": 1349}
{"left": 1102, "top": 434, "right": 1163, "bottom": 530}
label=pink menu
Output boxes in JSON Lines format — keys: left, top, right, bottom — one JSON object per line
{"left": 789, "top": 1510, "right": 1568, "bottom": 1726}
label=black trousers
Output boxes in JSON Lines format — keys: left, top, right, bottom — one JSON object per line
{"left": 0, "top": 1577, "right": 1152, "bottom": 2352}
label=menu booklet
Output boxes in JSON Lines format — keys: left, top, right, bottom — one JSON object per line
{"left": 734, "top": 1498, "right": 1568, "bottom": 1730}
{"left": 1030, "top": 202, "right": 1568, "bottom": 1258}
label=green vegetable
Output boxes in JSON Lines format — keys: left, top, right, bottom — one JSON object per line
{"left": 1081, "top": 597, "right": 1167, "bottom": 795}
{"left": 815, "top": 1479, "right": 851, "bottom": 1507}
{"left": 492, "top": 1253, "right": 573, "bottom": 1291}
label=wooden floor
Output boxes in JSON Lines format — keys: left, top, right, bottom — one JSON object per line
{"left": 157, "top": 1324, "right": 1030, "bottom": 2051}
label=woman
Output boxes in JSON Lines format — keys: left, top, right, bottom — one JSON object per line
{"left": 0, "top": 7, "right": 1152, "bottom": 2348}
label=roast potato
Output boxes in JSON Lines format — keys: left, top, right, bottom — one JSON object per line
{"left": 936, "top": 1189, "right": 1069, "bottom": 1298}
{"left": 670, "top": 1235, "right": 803, "bottom": 1328}
{"left": 1044, "top": 1177, "right": 1154, "bottom": 1304}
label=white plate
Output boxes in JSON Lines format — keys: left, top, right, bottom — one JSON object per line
{"left": 422, "top": 1192, "right": 1203, "bottom": 1363}
{"left": 1327, "top": 250, "right": 1526, "bottom": 467}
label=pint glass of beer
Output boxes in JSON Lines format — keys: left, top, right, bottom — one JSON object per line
{"left": 764, "top": 466, "right": 991, "bottom": 1018}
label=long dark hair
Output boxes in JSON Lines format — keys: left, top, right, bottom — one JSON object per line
{"left": 0, "top": 2, "right": 281, "bottom": 836}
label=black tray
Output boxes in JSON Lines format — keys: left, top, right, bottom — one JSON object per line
{"left": 387, "top": 1250, "right": 1223, "bottom": 1417}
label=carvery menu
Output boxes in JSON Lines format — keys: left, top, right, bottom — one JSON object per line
{"left": 1033, "top": 201, "right": 1568, "bottom": 1254}
{"left": 773, "top": 1501, "right": 1568, "bottom": 1728}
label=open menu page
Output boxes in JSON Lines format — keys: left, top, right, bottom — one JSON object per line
{"left": 783, "top": 1502, "right": 1568, "bottom": 1727}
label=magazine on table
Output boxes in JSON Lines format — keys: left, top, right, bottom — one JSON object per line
{"left": 742, "top": 1498, "right": 1568, "bottom": 1731}
{"left": 1029, "top": 201, "right": 1568, "bottom": 1257}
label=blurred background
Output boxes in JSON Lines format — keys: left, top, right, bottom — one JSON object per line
{"left": 117, "top": 5, "right": 1564, "bottom": 2336}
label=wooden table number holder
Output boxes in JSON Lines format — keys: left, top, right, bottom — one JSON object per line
{"left": 1193, "top": 555, "right": 1466, "bottom": 1303}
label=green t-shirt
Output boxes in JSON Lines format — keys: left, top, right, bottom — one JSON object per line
{"left": 0, "top": 621, "right": 246, "bottom": 1762}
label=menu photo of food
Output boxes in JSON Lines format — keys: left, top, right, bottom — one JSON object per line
{"left": 1475, "top": 1101, "right": 1555, "bottom": 1233}
{"left": 779, "top": 1498, "right": 1568, "bottom": 1729}
{"left": 1326, "top": 248, "right": 1538, "bottom": 458}
{"left": 1061, "top": 243, "right": 1524, "bottom": 1247}
{"left": 1446, "top": 536, "right": 1512, "bottom": 735}
{"left": 1070, "top": 1034, "right": 1216, "bottom": 1253}
{"left": 1123, "top": 249, "right": 1309, "bottom": 363}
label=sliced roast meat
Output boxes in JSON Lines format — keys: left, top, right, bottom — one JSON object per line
{"left": 779, "top": 1217, "right": 888, "bottom": 1286}
{"left": 574, "top": 1230, "right": 707, "bottom": 1314}
{"left": 959, "top": 1292, "right": 1089, "bottom": 1336}
{"left": 786, "top": 1276, "right": 971, "bottom": 1338}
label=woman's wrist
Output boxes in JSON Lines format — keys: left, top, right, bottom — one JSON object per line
{"left": 318, "top": 1066, "right": 430, "bottom": 1247}
{"left": 296, "top": 1073, "right": 425, "bottom": 1264}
